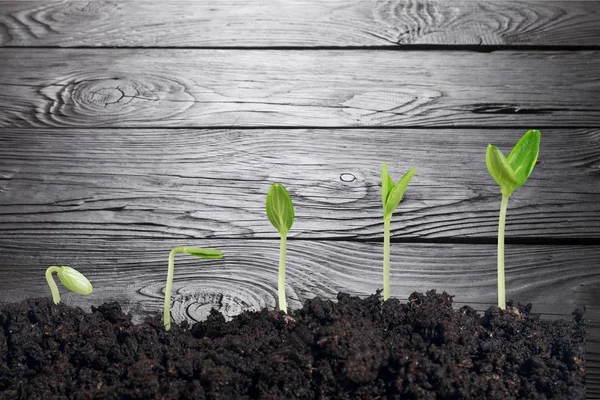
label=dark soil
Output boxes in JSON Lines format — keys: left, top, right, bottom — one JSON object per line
{"left": 0, "top": 291, "right": 585, "bottom": 399}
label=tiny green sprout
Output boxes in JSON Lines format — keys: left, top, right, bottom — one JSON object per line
{"left": 45, "top": 266, "right": 93, "bottom": 304}
{"left": 164, "top": 247, "right": 224, "bottom": 330}
{"left": 266, "top": 183, "right": 295, "bottom": 313}
{"left": 381, "top": 163, "right": 416, "bottom": 301}
{"left": 486, "top": 129, "right": 541, "bottom": 309}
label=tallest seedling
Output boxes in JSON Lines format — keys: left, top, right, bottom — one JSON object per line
{"left": 486, "top": 129, "right": 541, "bottom": 309}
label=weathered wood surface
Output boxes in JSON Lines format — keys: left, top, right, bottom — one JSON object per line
{"left": 1, "top": 1, "right": 599, "bottom": 48}
{"left": 1, "top": 0, "right": 598, "bottom": 395}
{"left": 0, "top": 239, "right": 596, "bottom": 322}
{"left": 1, "top": 49, "right": 600, "bottom": 128}
{"left": 1, "top": 128, "right": 599, "bottom": 241}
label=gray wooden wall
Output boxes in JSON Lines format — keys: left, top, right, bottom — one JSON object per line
{"left": 0, "top": 1, "right": 599, "bottom": 396}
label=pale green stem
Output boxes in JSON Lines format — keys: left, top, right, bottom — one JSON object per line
{"left": 45, "top": 266, "right": 62, "bottom": 304}
{"left": 497, "top": 194, "right": 509, "bottom": 309}
{"left": 164, "top": 247, "right": 185, "bottom": 330}
{"left": 279, "top": 234, "right": 287, "bottom": 313}
{"left": 383, "top": 218, "right": 391, "bottom": 301}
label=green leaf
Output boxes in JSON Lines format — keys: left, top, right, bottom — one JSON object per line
{"left": 384, "top": 167, "right": 416, "bottom": 220}
{"left": 381, "top": 163, "right": 394, "bottom": 207}
{"left": 183, "top": 248, "right": 224, "bottom": 259}
{"left": 57, "top": 266, "right": 93, "bottom": 295}
{"left": 486, "top": 144, "right": 518, "bottom": 197}
{"left": 507, "top": 129, "right": 541, "bottom": 188}
{"left": 266, "top": 183, "right": 295, "bottom": 235}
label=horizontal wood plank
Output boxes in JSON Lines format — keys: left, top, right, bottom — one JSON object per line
{"left": 0, "top": 1, "right": 599, "bottom": 48}
{"left": 0, "top": 239, "right": 597, "bottom": 321}
{"left": 1, "top": 128, "right": 599, "bottom": 241}
{"left": 1, "top": 49, "right": 599, "bottom": 128}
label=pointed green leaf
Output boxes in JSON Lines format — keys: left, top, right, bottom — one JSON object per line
{"left": 381, "top": 163, "right": 394, "bottom": 207}
{"left": 57, "top": 266, "right": 93, "bottom": 295}
{"left": 183, "top": 248, "right": 224, "bottom": 259}
{"left": 486, "top": 144, "right": 518, "bottom": 197}
{"left": 384, "top": 167, "right": 416, "bottom": 220}
{"left": 507, "top": 129, "right": 541, "bottom": 188}
{"left": 266, "top": 183, "right": 295, "bottom": 235}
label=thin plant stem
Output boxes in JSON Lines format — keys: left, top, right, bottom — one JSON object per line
{"left": 497, "top": 194, "right": 509, "bottom": 309}
{"left": 383, "top": 218, "right": 391, "bottom": 300}
{"left": 164, "top": 247, "right": 185, "bottom": 330}
{"left": 279, "top": 234, "right": 287, "bottom": 313}
{"left": 45, "top": 266, "right": 62, "bottom": 304}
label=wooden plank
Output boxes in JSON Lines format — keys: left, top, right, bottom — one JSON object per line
{"left": 1, "top": 49, "right": 599, "bottom": 128}
{"left": 0, "top": 1, "right": 599, "bottom": 48}
{"left": 1, "top": 128, "right": 599, "bottom": 240}
{"left": 589, "top": 306, "right": 600, "bottom": 399}
{"left": 0, "top": 239, "right": 597, "bottom": 322}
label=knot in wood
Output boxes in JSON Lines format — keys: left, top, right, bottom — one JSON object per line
{"left": 300, "top": 172, "right": 367, "bottom": 204}
{"left": 170, "top": 290, "right": 258, "bottom": 324}
{"left": 65, "top": 77, "right": 139, "bottom": 114}
{"left": 39, "top": 73, "right": 195, "bottom": 126}
{"left": 340, "top": 173, "right": 357, "bottom": 182}
{"left": 88, "top": 86, "right": 127, "bottom": 107}
{"left": 36, "top": 1, "right": 115, "bottom": 31}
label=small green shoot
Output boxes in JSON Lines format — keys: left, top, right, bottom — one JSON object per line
{"left": 381, "top": 163, "right": 416, "bottom": 301}
{"left": 45, "top": 266, "right": 93, "bottom": 304}
{"left": 164, "top": 247, "right": 224, "bottom": 330}
{"left": 266, "top": 183, "right": 295, "bottom": 313}
{"left": 486, "top": 129, "right": 541, "bottom": 309}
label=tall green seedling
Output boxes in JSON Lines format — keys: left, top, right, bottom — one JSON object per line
{"left": 486, "top": 129, "right": 540, "bottom": 309}
{"left": 381, "top": 163, "right": 416, "bottom": 301}
{"left": 46, "top": 266, "right": 93, "bottom": 304}
{"left": 266, "top": 183, "right": 295, "bottom": 313}
{"left": 164, "top": 247, "right": 224, "bottom": 330}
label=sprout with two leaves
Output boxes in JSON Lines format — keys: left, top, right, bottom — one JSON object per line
{"left": 46, "top": 266, "right": 93, "bottom": 304}
{"left": 164, "top": 247, "right": 224, "bottom": 330}
{"left": 486, "top": 129, "right": 541, "bottom": 309}
{"left": 381, "top": 164, "right": 416, "bottom": 301}
{"left": 266, "top": 183, "right": 295, "bottom": 313}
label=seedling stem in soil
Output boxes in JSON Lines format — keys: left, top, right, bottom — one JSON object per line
{"left": 266, "top": 183, "right": 295, "bottom": 313}
{"left": 486, "top": 129, "right": 540, "bottom": 309}
{"left": 381, "top": 163, "right": 416, "bottom": 300}
{"left": 45, "top": 266, "right": 93, "bottom": 304}
{"left": 164, "top": 247, "right": 224, "bottom": 330}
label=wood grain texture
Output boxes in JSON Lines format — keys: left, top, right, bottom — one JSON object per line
{"left": 1, "top": 128, "right": 599, "bottom": 240}
{"left": 1, "top": 49, "right": 599, "bottom": 128}
{"left": 0, "top": 1, "right": 599, "bottom": 47}
{"left": 0, "top": 239, "right": 597, "bottom": 322}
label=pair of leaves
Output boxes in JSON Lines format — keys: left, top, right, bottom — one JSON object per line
{"left": 382, "top": 164, "right": 417, "bottom": 221}
{"left": 486, "top": 129, "right": 541, "bottom": 197}
{"left": 57, "top": 266, "right": 93, "bottom": 295}
{"left": 183, "top": 248, "right": 224, "bottom": 259}
{"left": 266, "top": 183, "right": 295, "bottom": 236}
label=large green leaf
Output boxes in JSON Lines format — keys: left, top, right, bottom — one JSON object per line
{"left": 381, "top": 163, "right": 394, "bottom": 207}
{"left": 384, "top": 167, "right": 416, "bottom": 220}
{"left": 486, "top": 144, "right": 518, "bottom": 197}
{"left": 507, "top": 129, "right": 541, "bottom": 188}
{"left": 183, "top": 248, "right": 224, "bottom": 259}
{"left": 266, "top": 183, "right": 295, "bottom": 235}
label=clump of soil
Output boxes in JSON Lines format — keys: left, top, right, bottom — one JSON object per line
{"left": 0, "top": 291, "right": 585, "bottom": 399}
